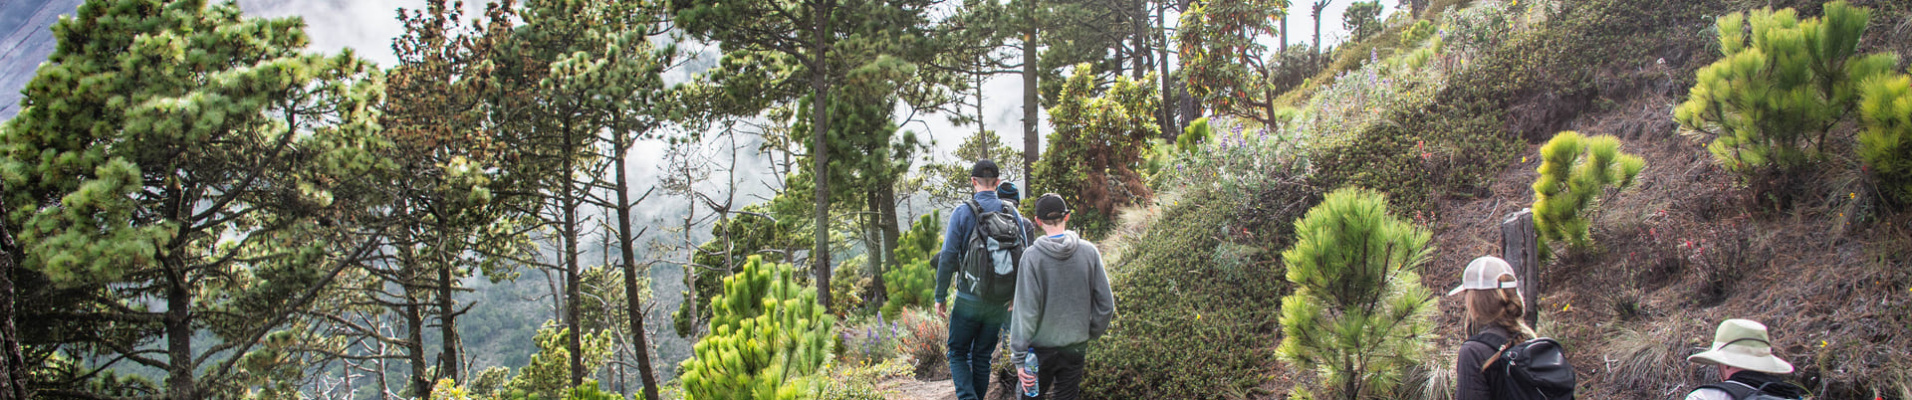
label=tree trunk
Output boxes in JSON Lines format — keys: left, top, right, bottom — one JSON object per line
{"left": 810, "top": 1, "right": 838, "bottom": 315}
{"left": 614, "top": 128, "right": 662, "bottom": 400}
{"left": 1312, "top": 1, "right": 1327, "bottom": 68}
{"left": 436, "top": 252, "right": 460, "bottom": 383}
{"left": 1158, "top": 1, "right": 1175, "bottom": 139}
{"left": 866, "top": 191, "right": 890, "bottom": 312}
{"left": 1500, "top": 209, "right": 1541, "bottom": 329}
{"left": 400, "top": 244, "right": 430, "bottom": 397}
{"left": 1132, "top": 0, "right": 1149, "bottom": 80}
{"left": 164, "top": 249, "right": 196, "bottom": 400}
{"left": 404, "top": 286, "right": 429, "bottom": 397}
{"left": 564, "top": 122, "right": 585, "bottom": 387}
{"left": 1021, "top": 20, "right": 1040, "bottom": 182}
{"left": 878, "top": 183, "right": 901, "bottom": 297}
{"left": 0, "top": 190, "right": 26, "bottom": 400}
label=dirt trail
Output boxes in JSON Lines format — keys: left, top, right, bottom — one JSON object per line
{"left": 879, "top": 377, "right": 954, "bottom": 400}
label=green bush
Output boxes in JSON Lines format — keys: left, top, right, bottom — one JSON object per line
{"left": 1031, "top": 63, "right": 1160, "bottom": 240}
{"left": 880, "top": 214, "right": 942, "bottom": 320}
{"left": 678, "top": 256, "right": 835, "bottom": 400}
{"left": 1400, "top": 19, "right": 1437, "bottom": 47}
{"left": 1276, "top": 188, "right": 1437, "bottom": 400}
{"left": 1083, "top": 179, "right": 1319, "bottom": 397}
{"left": 1175, "top": 117, "right": 1213, "bottom": 153}
{"left": 1673, "top": 2, "right": 1897, "bottom": 180}
{"left": 501, "top": 322, "right": 615, "bottom": 400}
{"left": 1532, "top": 131, "right": 1644, "bottom": 250}
{"left": 1858, "top": 70, "right": 1912, "bottom": 205}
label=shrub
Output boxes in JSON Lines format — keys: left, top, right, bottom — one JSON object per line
{"left": 1031, "top": 63, "right": 1160, "bottom": 240}
{"left": 678, "top": 256, "right": 835, "bottom": 400}
{"left": 1673, "top": 2, "right": 1897, "bottom": 182}
{"left": 1176, "top": 117, "right": 1213, "bottom": 153}
{"left": 1858, "top": 70, "right": 1912, "bottom": 205}
{"left": 1276, "top": 188, "right": 1437, "bottom": 400}
{"left": 1532, "top": 131, "right": 1645, "bottom": 250}
{"left": 880, "top": 214, "right": 942, "bottom": 319}
{"left": 1400, "top": 19, "right": 1437, "bottom": 47}
{"left": 835, "top": 313, "right": 903, "bottom": 367}
{"left": 1084, "top": 179, "right": 1318, "bottom": 397}
{"left": 895, "top": 307, "right": 949, "bottom": 380}
{"left": 501, "top": 322, "right": 615, "bottom": 400}
{"left": 830, "top": 255, "right": 870, "bottom": 317}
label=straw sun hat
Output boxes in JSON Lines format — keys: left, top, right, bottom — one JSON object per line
{"left": 1687, "top": 319, "right": 1794, "bottom": 374}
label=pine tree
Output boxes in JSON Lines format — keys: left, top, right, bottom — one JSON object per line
{"left": 1532, "top": 131, "right": 1645, "bottom": 251}
{"left": 880, "top": 214, "right": 944, "bottom": 319}
{"left": 1858, "top": 69, "right": 1912, "bottom": 206}
{"left": 1673, "top": 2, "right": 1896, "bottom": 182}
{"left": 1276, "top": 188, "right": 1437, "bottom": 400}
{"left": 678, "top": 256, "right": 835, "bottom": 400}
{"left": 0, "top": 0, "right": 388, "bottom": 398}
{"left": 501, "top": 321, "right": 615, "bottom": 400}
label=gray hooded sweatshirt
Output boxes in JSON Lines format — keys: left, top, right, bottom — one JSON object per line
{"left": 1009, "top": 231, "right": 1116, "bottom": 365}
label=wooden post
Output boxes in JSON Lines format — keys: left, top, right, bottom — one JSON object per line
{"left": 1500, "top": 208, "right": 1541, "bottom": 330}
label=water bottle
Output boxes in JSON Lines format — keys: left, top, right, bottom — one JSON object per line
{"left": 1022, "top": 347, "right": 1039, "bottom": 398}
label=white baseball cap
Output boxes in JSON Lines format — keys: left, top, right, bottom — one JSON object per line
{"left": 1447, "top": 256, "right": 1519, "bottom": 296}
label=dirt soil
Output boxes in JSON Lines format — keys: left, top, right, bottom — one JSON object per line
{"left": 880, "top": 377, "right": 955, "bottom": 400}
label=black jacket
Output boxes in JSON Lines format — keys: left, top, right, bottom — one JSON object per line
{"left": 1456, "top": 326, "right": 1511, "bottom": 400}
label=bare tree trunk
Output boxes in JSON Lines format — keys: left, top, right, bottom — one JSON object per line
{"left": 1157, "top": 0, "right": 1178, "bottom": 138}
{"left": 809, "top": 1, "right": 839, "bottom": 315}
{"left": 436, "top": 254, "right": 460, "bottom": 383}
{"left": 1312, "top": 1, "right": 1329, "bottom": 68}
{"left": 613, "top": 127, "right": 662, "bottom": 400}
{"left": 0, "top": 190, "right": 25, "bottom": 400}
{"left": 866, "top": 192, "right": 889, "bottom": 311}
{"left": 1021, "top": 16, "right": 1040, "bottom": 182}
{"left": 563, "top": 122, "right": 585, "bottom": 387}
{"left": 399, "top": 245, "right": 430, "bottom": 397}
{"left": 1132, "top": 0, "right": 1149, "bottom": 80}
{"left": 878, "top": 184, "right": 901, "bottom": 303}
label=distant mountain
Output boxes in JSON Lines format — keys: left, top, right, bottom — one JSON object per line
{"left": 0, "top": 0, "right": 82, "bottom": 120}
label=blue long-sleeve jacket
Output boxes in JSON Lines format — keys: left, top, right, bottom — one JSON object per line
{"left": 934, "top": 191, "right": 1035, "bottom": 305}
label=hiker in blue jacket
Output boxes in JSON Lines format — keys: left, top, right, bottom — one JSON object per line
{"left": 935, "top": 159, "right": 1034, "bottom": 400}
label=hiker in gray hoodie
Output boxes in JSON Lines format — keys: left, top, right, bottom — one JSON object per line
{"left": 1009, "top": 194, "right": 1115, "bottom": 400}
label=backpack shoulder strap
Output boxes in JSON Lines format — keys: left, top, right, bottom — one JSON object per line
{"left": 1465, "top": 331, "right": 1509, "bottom": 350}
{"left": 1695, "top": 381, "right": 1760, "bottom": 400}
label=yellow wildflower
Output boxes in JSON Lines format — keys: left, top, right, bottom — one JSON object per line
{"left": 1820, "top": 340, "right": 1829, "bottom": 348}
{"left": 1561, "top": 303, "right": 1570, "bottom": 312}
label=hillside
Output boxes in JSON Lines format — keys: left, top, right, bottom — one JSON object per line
{"left": 1084, "top": 0, "right": 1912, "bottom": 398}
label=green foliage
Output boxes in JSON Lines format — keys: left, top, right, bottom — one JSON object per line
{"left": 1084, "top": 179, "right": 1318, "bottom": 397}
{"left": 1176, "top": 117, "right": 1215, "bottom": 153}
{"left": 1277, "top": 188, "right": 1437, "bottom": 400}
{"left": 502, "top": 321, "right": 615, "bottom": 400}
{"left": 1031, "top": 64, "right": 1161, "bottom": 239}
{"left": 1674, "top": 2, "right": 1896, "bottom": 178}
{"left": 678, "top": 256, "right": 835, "bottom": 400}
{"left": 1178, "top": 0, "right": 1292, "bottom": 126}
{"left": 1344, "top": 1, "right": 1386, "bottom": 42}
{"left": 1400, "top": 19, "right": 1437, "bottom": 47}
{"left": 1858, "top": 70, "right": 1912, "bottom": 205}
{"left": 880, "top": 214, "right": 943, "bottom": 319}
{"left": 0, "top": 0, "right": 387, "bottom": 396}
{"left": 1532, "top": 131, "right": 1645, "bottom": 250}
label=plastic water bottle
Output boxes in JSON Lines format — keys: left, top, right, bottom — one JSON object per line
{"left": 1022, "top": 348, "right": 1039, "bottom": 398}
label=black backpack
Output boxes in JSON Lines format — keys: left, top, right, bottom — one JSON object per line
{"left": 1695, "top": 377, "right": 1808, "bottom": 400}
{"left": 1468, "top": 333, "right": 1577, "bottom": 400}
{"left": 957, "top": 199, "right": 1024, "bottom": 304}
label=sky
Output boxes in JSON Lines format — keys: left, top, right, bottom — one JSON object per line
{"left": 5, "top": 0, "right": 1393, "bottom": 216}
{"left": 231, "top": 0, "right": 1391, "bottom": 189}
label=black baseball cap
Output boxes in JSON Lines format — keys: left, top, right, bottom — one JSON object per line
{"left": 971, "top": 159, "right": 1000, "bottom": 178}
{"left": 1036, "top": 193, "right": 1070, "bottom": 221}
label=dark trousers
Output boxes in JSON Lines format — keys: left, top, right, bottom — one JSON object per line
{"left": 947, "top": 297, "right": 1008, "bottom": 400}
{"left": 1021, "top": 343, "right": 1087, "bottom": 400}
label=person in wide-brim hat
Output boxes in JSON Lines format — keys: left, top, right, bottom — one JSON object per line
{"left": 1687, "top": 319, "right": 1793, "bottom": 374}
{"left": 1683, "top": 319, "right": 1808, "bottom": 400}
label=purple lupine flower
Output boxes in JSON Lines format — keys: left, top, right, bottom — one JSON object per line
{"left": 1371, "top": 49, "right": 1379, "bottom": 64}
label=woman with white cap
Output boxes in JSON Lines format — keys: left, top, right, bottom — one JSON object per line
{"left": 1684, "top": 319, "right": 1808, "bottom": 400}
{"left": 1449, "top": 256, "right": 1538, "bottom": 400}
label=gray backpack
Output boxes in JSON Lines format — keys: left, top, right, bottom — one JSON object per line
{"left": 957, "top": 199, "right": 1023, "bottom": 304}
